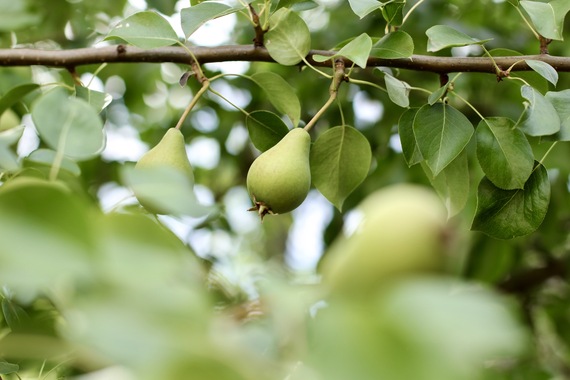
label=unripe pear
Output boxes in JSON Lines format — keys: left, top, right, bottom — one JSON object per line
{"left": 135, "top": 128, "right": 194, "bottom": 185}
{"left": 247, "top": 128, "right": 311, "bottom": 220}
{"left": 321, "top": 184, "right": 448, "bottom": 296}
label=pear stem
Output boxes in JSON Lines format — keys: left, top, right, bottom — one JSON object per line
{"left": 304, "top": 59, "right": 347, "bottom": 132}
{"left": 175, "top": 62, "right": 210, "bottom": 131}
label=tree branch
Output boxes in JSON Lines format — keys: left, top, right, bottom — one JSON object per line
{"left": 1, "top": 45, "right": 570, "bottom": 74}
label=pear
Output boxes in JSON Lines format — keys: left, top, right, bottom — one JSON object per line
{"left": 321, "top": 184, "right": 449, "bottom": 297}
{"left": 135, "top": 128, "right": 194, "bottom": 184}
{"left": 247, "top": 127, "right": 311, "bottom": 220}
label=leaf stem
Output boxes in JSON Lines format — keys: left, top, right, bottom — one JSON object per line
{"left": 304, "top": 60, "right": 346, "bottom": 131}
{"left": 207, "top": 87, "right": 250, "bottom": 117}
{"left": 452, "top": 92, "right": 486, "bottom": 121}
{"left": 402, "top": 0, "right": 426, "bottom": 26}
{"left": 538, "top": 141, "right": 558, "bottom": 166}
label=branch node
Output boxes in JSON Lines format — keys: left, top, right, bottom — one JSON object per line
{"left": 249, "top": 3, "right": 266, "bottom": 48}
{"left": 539, "top": 35, "right": 552, "bottom": 55}
{"left": 116, "top": 44, "right": 127, "bottom": 55}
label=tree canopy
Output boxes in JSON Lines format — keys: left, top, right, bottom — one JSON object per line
{"left": 1, "top": 0, "right": 570, "bottom": 379}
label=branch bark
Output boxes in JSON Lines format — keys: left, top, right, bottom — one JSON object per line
{"left": 1, "top": 45, "right": 570, "bottom": 74}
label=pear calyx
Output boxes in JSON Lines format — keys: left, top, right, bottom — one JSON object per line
{"left": 246, "top": 128, "right": 311, "bottom": 221}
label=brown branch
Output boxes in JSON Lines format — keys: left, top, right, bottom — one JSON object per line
{"left": 1, "top": 45, "right": 570, "bottom": 74}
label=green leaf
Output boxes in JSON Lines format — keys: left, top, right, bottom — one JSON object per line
{"left": 525, "top": 59, "right": 558, "bottom": 86}
{"left": 370, "top": 31, "right": 414, "bottom": 59}
{"left": 520, "top": 85, "right": 560, "bottom": 136}
{"left": 422, "top": 150, "right": 469, "bottom": 217}
{"left": 32, "top": 89, "right": 105, "bottom": 161}
{"left": 0, "top": 125, "right": 24, "bottom": 171}
{"left": 25, "top": 148, "right": 82, "bottom": 176}
{"left": 246, "top": 110, "right": 289, "bottom": 152}
{"left": 398, "top": 108, "right": 423, "bottom": 166}
{"left": 348, "top": 0, "right": 382, "bottom": 18}
{"left": 385, "top": 73, "right": 410, "bottom": 108}
{"left": 426, "top": 25, "right": 492, "bottom": 52}
{"left": 250, "top": 72, "right": 301, "bottom": 127}
{"left": 106, "top": 11, "right": 179, "bottom": 49}
{"left": 520, "top": 0, "right": 569, "bottom": 41}
{"left": 181, "top": 2, "right": 241, "bottom": 39}
{"left": 265, "top": 8, "right": 311, "bottom": 65}
{"left": 0, "top": 83, "right": 39, "bottom": 116}
{"left": 310, "top": 125, "right": 372, "bottom": 210}
{"left": 545, "top": 89, "right": 570, "bottom": 141}
{"left": 476, "top": 117, "right": 534, "bottom": 190}
{"left": 314, "top": 33, "right": 372, "bottom": 69}
{"left": 472, "top": 162, "right": 550, "bottom": 239}
{"left": 428, "top": 84, "right": 450, "bottom": 105}
{"left": 382, "top": 1, "right": 405, "bottom": 26}
{"left": 1, "top": 298, "right": 29, "bottom": 332}
{"left": 75, "top": 86, "right": 113, "bottom": 113}
{"left": 413, "top": 103, "right": 474, "bottom": 176}
{"left": 123, "top": 165, "right": 214, "bottom": 217}
{"left": 277, "top": 0, "right": 319, "bottom": 11}
{"left": 0, "top": 361, "right": 19, "bottom": 375}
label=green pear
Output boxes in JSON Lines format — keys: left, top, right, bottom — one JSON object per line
{"left": 135, "top": 128, "right": 194, "bottom": 185}
{"left": 321, "top": 184, "right": 448, "bottom": 297}
{"left": 247, "top": 127, "right": 311, "bottom": 220}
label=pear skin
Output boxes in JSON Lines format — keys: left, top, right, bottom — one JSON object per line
{"left": 247, "top": 128, "right": 311, "bottom": 220}
{"left": 136, "top": 128, "right": 194, "bottom": 185}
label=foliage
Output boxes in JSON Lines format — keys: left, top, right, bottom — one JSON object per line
{"left": 0, "top": 0, "right": 570, "bottom": 379}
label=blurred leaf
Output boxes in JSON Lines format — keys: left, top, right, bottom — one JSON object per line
{"left": 520, "top": 0, "right": 569, "bottom": 40}
{"left": 426, "top": 25, "right": 492, "bottom": 52}
{"left": 472, "top": 162, "right": 550, "bottom": 239}
{"left": 123, "top": 164, "right": 214, "bottom": 217}
{"left": 382, "top": 1, "right": 405, "bottom": 26}
{"left": 1, "top": 298, "right": 30, "bottom": 332}
{"left": 181, "top": 2, "right": 242, "bottom": 39}
{"left": 310, "top": 125, "right": 371, "bottom": 210}
{"left": 246, "top": 110, "right": 289, "bottom": 152}
{"left": 277, "top": 0, "right": 318, "bottom": 11}
{"left": 520, "top": 85, "right": 560, "bottom": 136}
{"left": 75, "top": 86, "right": 112, "bottom": 113}
{"left": 147, "top": 0, "right": 178, "bottom": 15}
{"left": 32, "top": 89, "right": 105, "bottom": 161}
{"left": 0, "top": 0, "right": 41, "bottom": 31}
{"left": 0, "top": 360, "right": 19, "bottom": 375}
{"left": 385, "top": 73, "right": 410, "bottom": 107}
{"left": 314, "top": 33, "right": 372, "bottom": 68}
{"left": 0, "top": 125, "right": 24, "bottom": 171}
{"left": 544, "top": 89, "right": 570, "bottom": 141}
{"left": 250, "top": 72, "right": 301, "bottom": 127}
{"left": 413, "top": 103, "right": 474, "bottom": 176}
{"left": 525, "top": 60, "right": 558, "bottom": 86}
{"left": 398, "top": 108, "right": 423, "bottom": 166}
{"left": 265, "top": 8, "right": 311, "bottom": 65}
{"left": 423, "top": 150, "right": 469, "bottom": 217}
{"left": 106, "top": 11, "right": 179, "bottom": 48}
{"left": 0, "top": 83, "right": 39, "bottom": 117}
{"left": 370, "top": 31, "right": 414, "bottom": 59}
{"left": 476, "top": 117, "right": 534, "bottom": 189}
{"left": 348, "top": 0, "right": 382, "bottom": 18}
{"left": 25, "top": 148, "right": 82, "bottom": 176}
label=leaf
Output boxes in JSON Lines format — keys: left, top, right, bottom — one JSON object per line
{"left": 370, "top": 31, "right": 414, "bottom": 59}
{"left": 1, "top": 298, "right": 30, "bottom": 332}
{"left": 123, "top": 165, "right": 213, "bottom": 217}
{"left": 0, "top": 83, "right": 39, "bottom": 116}
{"left": 398, "top": 108, "right": 423, "bottom": 166}
{"left": 476, "top": 117, "right": 534, "bottom": 190}
{"left": 382, "top": 1, "right": 405, "bottom": 26}
{"left": 520, "top": 0, "right": 568, "bottom": 41}
{"left": 75, "top": 86, "right": 113, "bottom": 113}
{"left": 525, "top": 59, "right": 558, "bottom": 86}
{"left": 277, "top": 0, "right": 319, "bottom": 11}
{"left": 348, "top": 0, "right": 383, "bottom": 18}
{"left": 25, "top": 148, "right": 82, "bottom": 176}
{"left": 428, "top": 83, "right": 450, "bottom": 105}
{"left": 423, "top": 150, "right": 469, "bottom": 217}
{"left": 105, "top": 11, "right": 179, "bottom": 49}
{"left": 181, "top": 2, "right": 241, "bottom": 39}
{"left": 246, "top": 110, "right": 289, "bottom": 152}
{"left": 0, "top": 361, "right": 19, "bottom": 375}
{"left": 250, "top": 72, "right": 301, "bottom": 127}
{"left": 413, "top": 103, "right": 474, "bottom": 176}
{"left": 472, "top": 162, "right": 550, "bottom": 239}
{"left": 32, "top": 89, "right": 105, "bottom": 161}
{"left": 310, "top": 125, "right": 372, "bottom": 210}
{"left": 520, "top": 85, "right": 560, "bottom": 136}
{"left": 0, "top": 125, "right": 24, "bottom": 171}
{"left": 545, "top": 89, "right": 570, "bottom": 141}
{"left": 265, "top": 8, "right": 311, "bottom": 66}
{"left": 385, "top": 73, "right": 410, "bottom": 108}
{"left": 426, "top": 25, "right": 492, "bottom": 52}
{"left": 314, "top": 33, "right": 372, "bottom": 69}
